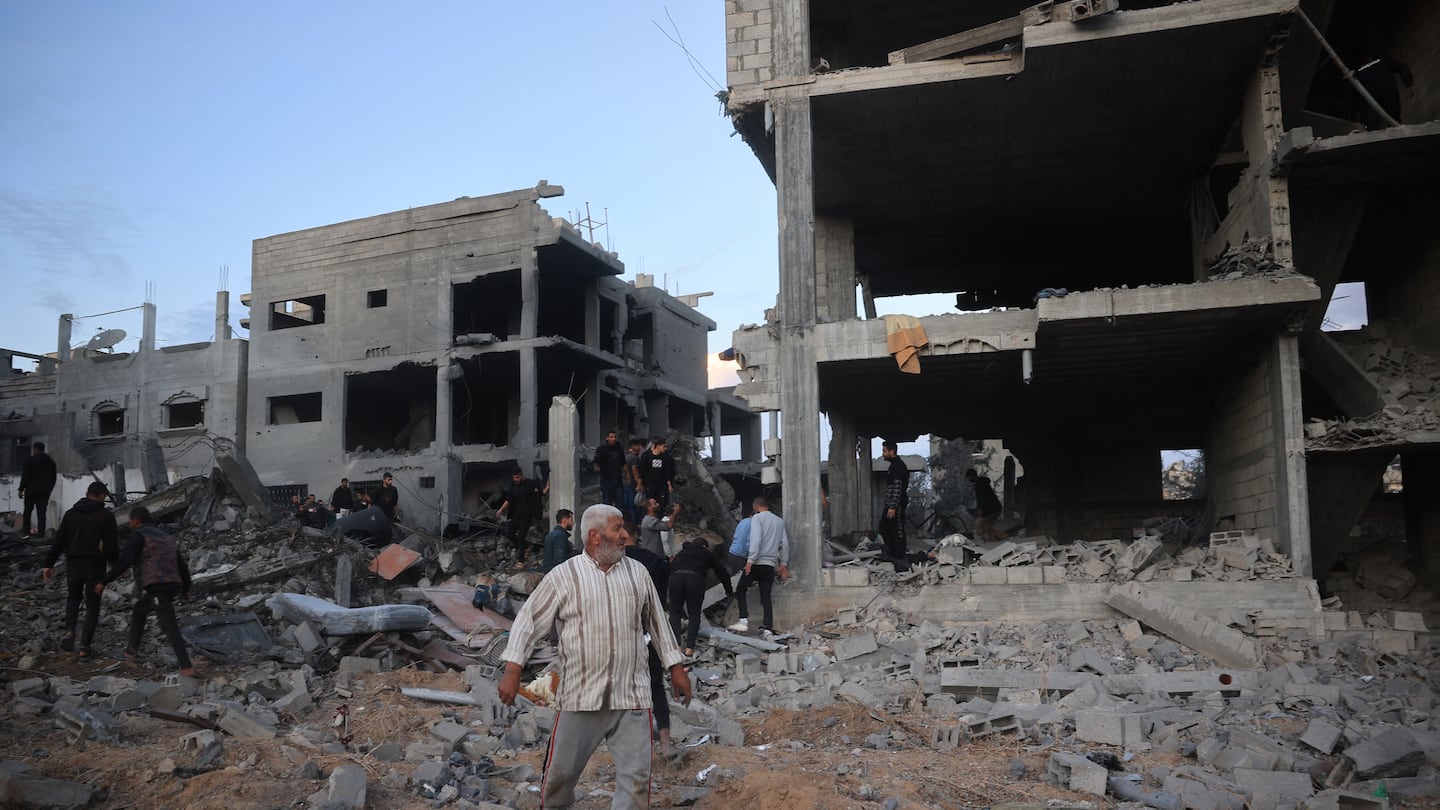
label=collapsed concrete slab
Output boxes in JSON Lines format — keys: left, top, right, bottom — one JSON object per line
{"left": 1103, "top": 582, "right": 1261, "bottom": 667}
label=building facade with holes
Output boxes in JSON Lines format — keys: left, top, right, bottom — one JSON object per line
{"left": 0, "top": 293, "right": 248, "bottom": 524}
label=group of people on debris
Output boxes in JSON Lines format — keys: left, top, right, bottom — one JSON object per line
{"left": 289, "top": 472, "right": 401, "bottom": 533}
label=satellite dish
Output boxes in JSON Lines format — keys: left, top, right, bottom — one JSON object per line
{"left": 85, "top": 329, "right": 127, "bottom": 352}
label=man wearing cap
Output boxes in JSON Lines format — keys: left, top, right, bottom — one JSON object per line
{"left": 42, "top": 481, "right": 118, "bottom": 659}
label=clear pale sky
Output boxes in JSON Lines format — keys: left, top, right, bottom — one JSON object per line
{"left": 0, "top": 2, "right": 784, "bottom": 370}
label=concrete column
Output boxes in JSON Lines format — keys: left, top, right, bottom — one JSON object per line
{"left": 708, "top": 401, "right": 724, "bottom": 460}
{"left": 57, "top": 314, "right": 73, "bottom": 362}
{"left": 434, "top": 274, "right": 454, "bottom": 454}
{"left": 1270, "top": 331, "right": 1312, "bottom": 577}
{"left": 517, "top": 347, "right": 537, "bottom": 447}
{"left": 548, "top": 396, "right": 580, "bottom": 522}
{"left": 520, "top": 251, "right": 539, "bottom": 339}
{"left": 816, "top": 214, "right": 856, "bottom": 323}
{"left": 141, "top": 302, "right": 157, "bottom": 352}
{"left": 215, "top": 291, "right": 231, "bottom": 341}
{"left": 584, "top": 370, "right": 604, "bottom": 448}
{"left": 741, "top": 417, "right": 762, "bottom": 462}
{"left": 1401, "top": 453, "right": 1440, "bottom": 591}
{"left": 828, "top": 410, "right": 859, "bottom": 536}
{"left": 856, "top": 435, "right": 875, "bottom": 532}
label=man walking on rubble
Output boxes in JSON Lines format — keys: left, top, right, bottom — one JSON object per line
{"left": 966, "top": 468, "right": 1006, "bottom": 541}
{"left": 878, "top": 440, "right": 910, "bottom": 563}
{"left": 95, "top": 507, "right": 194, "bottom": 676}
{"left": 727, "top": 496, "right": 789, "bottom": 638}
{"left": 592, "top": 431, "right": 628, "bottom": 512}
{"left": 42, "top": 481, "right": 117, "bottom": 659}
{"left": 18, "top": 441, "right": 58, "bottom": 537}
{"left": 498, "top": 467, "right": 543, "bottom": 568}
{"left": 499, "top": 504, "right": 692, "bottom": 808}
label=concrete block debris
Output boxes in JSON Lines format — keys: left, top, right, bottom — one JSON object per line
{"left": 1328, "top": 728, "right": 1425, "bottom": 785}
{"left": 1103, "top": 582, "right": 1261, "bottom": 667}
{"left": 1047, "top": 752, "right": 1107, "bottom": 796}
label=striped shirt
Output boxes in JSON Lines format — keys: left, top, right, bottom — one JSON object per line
{"left": 501, "top": 551, "right": 683, "bottom": 711}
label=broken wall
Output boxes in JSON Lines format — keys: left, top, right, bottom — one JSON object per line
{"left": 1206, "top": 332, "right": 1308, "bottom": 571}
{"left": 725, "top": 0, "right": 775, "bottom": 94}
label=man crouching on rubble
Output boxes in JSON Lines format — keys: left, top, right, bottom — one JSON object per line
{"left": 499, "top": 503, "right": 692, "bottom": 809}
{"left": 96, "top": 507, "right": 195, "bottom": 677}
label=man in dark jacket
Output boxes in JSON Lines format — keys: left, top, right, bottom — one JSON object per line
{"left": 330, "top": 478, "right": 355, "bottom": 514}
{"left": 374, "top": 472, "right": 400, "bottom": 522}
{"left": 668, "top": 538, "right": 733, "bottom": 656}
{"left": 622, "top": 527, "right": 678, "bottom": 760}
{"left": 592, "top": 431, "right": 628, "bottom": 511}
{"left": 42, "top": 481, "right": 117, "bottom": 658}
{"left": 966, "top": 468, "right": 1005, "bottom": 541}
{"left": 498, "top": 468, "right": 542, "bottom": 567}
{"left": 97, "top": 507, "right": 194, "bottom": 676}
{"left": 878, "top": 440, "right": 910, "bottom": 563}
{"left": 18, "top": 441, "right": 58, "bottom": 536}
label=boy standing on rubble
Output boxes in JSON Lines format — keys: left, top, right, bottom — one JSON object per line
{"left": 96, "top": 507, "right": 194, "bottom": 676}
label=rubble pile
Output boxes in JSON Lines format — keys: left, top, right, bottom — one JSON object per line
{"left": 1308, "top": 326, "right": 1440, "bottom": 448}
{"left": 1205, "top": 240, "right": 1295, "bottom": 281}
{"left": 2, "top": 470, "right": 1438, "bottom": 808}
{"left": 830, "top": 530, "right": 1299, "bottom": 589}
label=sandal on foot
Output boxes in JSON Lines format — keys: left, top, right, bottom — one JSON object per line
{"left": 178, "top": 667, "right": 196, "bottom": 677}
{"left": 78, "top": 648, "right": 95, "bottom": 660}
{"left": 122, "top": 648, "right": 139, "bottom": 661}
{"left": 59, "top": 632, "right": 75, "bottom": 652}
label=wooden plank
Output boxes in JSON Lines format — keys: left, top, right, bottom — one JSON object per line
{"left": 888, "top": 15, "right": 1027, "bottom": 65}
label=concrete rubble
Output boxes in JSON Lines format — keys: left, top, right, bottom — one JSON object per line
{"left": 1, "top": 468, "right": 1437, "bottom": 808}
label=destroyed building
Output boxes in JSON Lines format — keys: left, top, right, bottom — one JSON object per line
{"left": 242, "top": 183, "right": 759, "bottom": 530}
{"left": 721, "top": 0, "right": 1440, "bottom": 619}
{"left": 0, "top": 183, "right": 759, "bottom": 532}
{"left": 0, "top": 295, "right": 249, "bottom": 522}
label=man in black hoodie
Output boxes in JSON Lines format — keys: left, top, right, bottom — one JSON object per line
{"left": 42, "top": 481, "right": 117, "bottom": 658}
{"left": 18, "top": 441, "right": 58, "bottom": 536}
{"left": 97, "top": 507, "right": 194, "bottom": 676}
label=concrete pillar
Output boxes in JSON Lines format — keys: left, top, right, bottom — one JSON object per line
{"left": 434, "top": 276, "right": 454, "bottom": 455}
{"left": 1270, "top": 331, "right": 1312, "bottom": 577}
{"left": 741, "top": 417, "right": 762, "bottom": 462}
{"left": 708, "top": 401, "right": 724, "bottom": 460}
{"left": 517, "top": 347, "right": 537, "bottom": 447}
{"left": 57, "top": 314, "right": 73, "bottom": 362}
{"left": 828, "top": 411, "right": 859, "bottom": 536}
{"left": 1401, "top": 453, "right": 1440, "bottom": 591}
{"left": 856, "top": 435, "right": 875, "bottom": 533}
{"left": 816, "top": 214, "right": 856, "bottom": 323}
{"left": 215, "top": 291, "right": 230, "bottom": 341}
{"left": 141, "top": 302, "right": 156, "bottom": 352}
{"left": 547, "top": 396, "right": 580, "bottom": 521}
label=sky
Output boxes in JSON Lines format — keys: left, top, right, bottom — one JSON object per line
{"left": 0, "top": 2, "right": 784, "bottom": 365}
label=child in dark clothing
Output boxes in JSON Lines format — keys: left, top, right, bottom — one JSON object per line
{"left": 96, "top": 507, "right": 194, "bottom": 676}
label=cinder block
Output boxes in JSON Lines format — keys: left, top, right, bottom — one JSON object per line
{"left": 1048, "top": 752, "right": 1107, "bottom": 796}
{"left": 834, "top": 632, "right": 879, "bottom": 661}
{"left": 1006, "top": 567, "right": 1044, "bottom": 584}
{"left": 1076, "top": 709, "right": 1145, "bottom": 746}
{"left": 823, "top": 566, "right": 869, "bottom": 587}
{"left": 1234, "top": 769, "right": 1314, "bottom": 810}
{"left": 969, "top": 566, "right": 1007, "bottom": 585}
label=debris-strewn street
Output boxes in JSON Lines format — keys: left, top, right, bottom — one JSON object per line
{"left": 2, "top": 471, "right": 1437, "bottom": 810}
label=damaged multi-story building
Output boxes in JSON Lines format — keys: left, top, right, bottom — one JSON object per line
{"left": 243, "top": 183, "right": 758, "bottom": 529}
{"left": 722, "top": 0, "right": 1440, "bottom": 618}
{"left": 2, "top": 183, "right": 759, "bottom": 532}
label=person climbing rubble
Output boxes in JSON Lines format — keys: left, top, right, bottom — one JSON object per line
{"left": 95, "top": 506, "right": 194, "bottom": 676}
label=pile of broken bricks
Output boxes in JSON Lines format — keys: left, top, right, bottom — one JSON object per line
{"left": 826, "top": 529, "right": 1299, "bottom": 589}
{"left": 1308, "top": 324, "right": 1440, "bottom": 448}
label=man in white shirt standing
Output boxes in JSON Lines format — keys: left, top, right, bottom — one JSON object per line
{"left": 499, "top": 504, "right": 692, "bottom": 808}
{"left": 727, "top": 496, "right": 789, "bottom": 637}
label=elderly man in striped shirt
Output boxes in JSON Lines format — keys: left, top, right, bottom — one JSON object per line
{"left": 499, "top": 503, "right": 692, "bottom": 808}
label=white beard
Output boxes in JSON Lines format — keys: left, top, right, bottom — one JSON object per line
{"left": 593, "top": 543, "right": 625, "bottom": 568}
